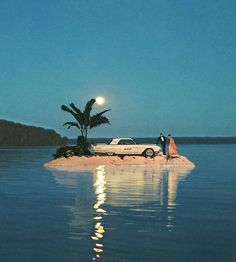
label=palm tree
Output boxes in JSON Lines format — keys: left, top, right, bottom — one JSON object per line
{"left": 61, "top": 98, "right": 111, "bottom": 154}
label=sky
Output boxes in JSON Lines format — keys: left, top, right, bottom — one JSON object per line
{"left": 0, "top": 0, "right": 236, "bottom": 138}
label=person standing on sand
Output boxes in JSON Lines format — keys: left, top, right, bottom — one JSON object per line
{"left": 168, "top": 134, "right": 179, "bottom": 156}
{"left": 157, "top": 133, "right": 166, "bottom": 155}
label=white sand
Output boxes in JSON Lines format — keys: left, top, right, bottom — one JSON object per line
{"left": 44, "top": 154, "right": 195, "bottom": 171}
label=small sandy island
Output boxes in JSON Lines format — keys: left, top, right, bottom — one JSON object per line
{"left": 44, "top": 154, "right": 195, "bottom": 170}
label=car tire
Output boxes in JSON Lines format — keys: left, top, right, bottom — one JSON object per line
{"left": 106, "top": 152, "right": 115, "bottom": 156}
{"left": 143, "top": 148, "right": 154, "bottom": 157}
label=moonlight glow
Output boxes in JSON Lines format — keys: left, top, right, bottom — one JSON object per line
{"left": 96, "top": 96, "right": 105, "bottom": 105}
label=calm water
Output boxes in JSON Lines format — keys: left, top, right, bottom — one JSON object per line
{"left": 0, "top": 145, "right": 236, "bottom": 262}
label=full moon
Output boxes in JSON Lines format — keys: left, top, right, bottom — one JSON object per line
{"left": 96, "top": 96, "right": 105, "bottom": 105}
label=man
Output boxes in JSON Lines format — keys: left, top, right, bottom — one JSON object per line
{"left": 156, "top": 133, "right": 166, "bottom": 155}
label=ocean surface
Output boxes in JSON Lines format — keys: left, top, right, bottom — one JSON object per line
{"left": 0, "top": 145, "right": 235, "bottom": 262}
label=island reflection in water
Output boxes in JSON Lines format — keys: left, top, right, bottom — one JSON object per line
{"left": 50, "top": 165, "right": 193, "bottom": 260}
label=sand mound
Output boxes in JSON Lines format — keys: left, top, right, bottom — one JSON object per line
{"left": 44, "top": 154, "right": 195, "bottom": 171}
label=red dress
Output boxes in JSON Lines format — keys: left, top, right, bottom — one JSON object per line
{"left": 169, "top": 137, "right": 179, "bottom": 155}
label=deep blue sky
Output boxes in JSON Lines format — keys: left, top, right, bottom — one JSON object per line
{"left": 0, "top": 0, "right": 235, "bottom": 137}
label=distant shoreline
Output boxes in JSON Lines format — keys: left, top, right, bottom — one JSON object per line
{"left": 0, "top": 119, "right": 68, "bottom": 146}
{"left": 70, "top": 137, "right": 236, "bottom": 145}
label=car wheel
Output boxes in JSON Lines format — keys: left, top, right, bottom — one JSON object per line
{"left": 106, "top": 152, "right": 115, "bottom": 156}
{"left": 144, "top": 148, "right": 154, "bottom": 157}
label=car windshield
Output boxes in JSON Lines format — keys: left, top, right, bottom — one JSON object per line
{"left": 107, "top": 139, "right": 113, "bottom": 145}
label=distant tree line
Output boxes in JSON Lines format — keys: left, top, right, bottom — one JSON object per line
{"left": 174, "top": 137, "right": 236, "bottom": 144}
{"left": 0, "top": 120, "right": 68, "bottom": 146}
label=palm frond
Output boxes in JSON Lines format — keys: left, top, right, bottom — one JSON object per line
{"left": 61, "top": 104, "right": 83, "bottom": 127}
{"left": 62, "top": 98, "right": 111, "bottom": 140}
{"left": 83, "top": 98, "right": 96, "bottom": 125}
{"left": 69, "top": 103, "right": 84, "bottom": 126}
{"left": 89, "top": 115, "right": 110, "bottom": 129}
{"left": 94, "top": 109, "right": 111, "bottom": 117}
{"left": 61, "top": 105, "right": 79, "bottom": 121}
{"left": 63, "top": 122, "right": 80, "bottom": 130}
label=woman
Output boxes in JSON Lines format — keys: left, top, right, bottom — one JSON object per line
{"left": 168, "top": 134, "right": 179, "bottom": 156}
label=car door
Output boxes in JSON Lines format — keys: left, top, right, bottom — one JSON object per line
{"left": 118, "top": 139, "right": 136, "bottom": 154}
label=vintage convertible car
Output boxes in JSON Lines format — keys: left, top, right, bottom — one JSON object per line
{"left": 92, "top": 138, "right": 160, "bottom": 157}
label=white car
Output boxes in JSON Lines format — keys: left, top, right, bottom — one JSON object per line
{"left": 92, "top": 138, "right": 160, "bottom": 157}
